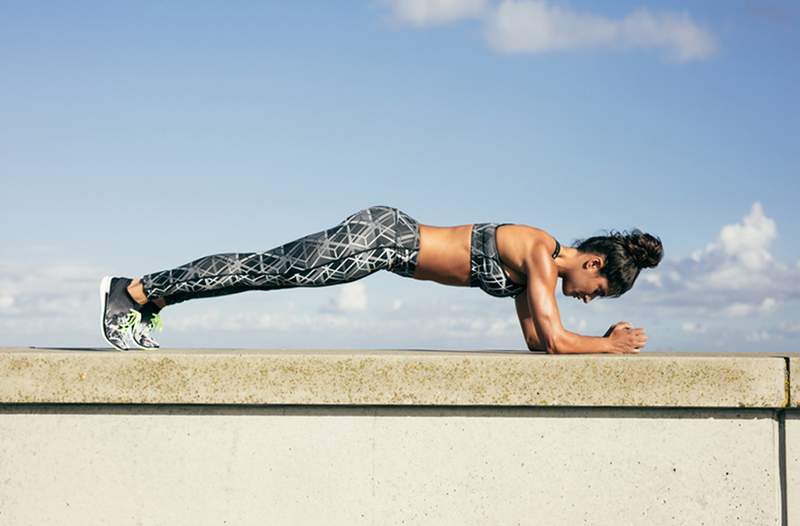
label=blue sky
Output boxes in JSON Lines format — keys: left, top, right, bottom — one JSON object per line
{"left": 1, "top": 0, "right": 798, "bottom": 352}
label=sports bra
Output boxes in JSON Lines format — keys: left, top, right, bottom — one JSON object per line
{"left": 470, "top": 222, "right": 561, "bottom": 299}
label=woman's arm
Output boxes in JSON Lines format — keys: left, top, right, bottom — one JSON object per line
{"left": 520, "top": 250, "right": 615, "bottom": 355}
{"left": 514, "top": 292, "right": 545, "bottom": 351}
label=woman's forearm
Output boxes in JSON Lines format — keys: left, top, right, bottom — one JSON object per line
{"left": 555, "top": 329, "right": 615, "bottom": 354}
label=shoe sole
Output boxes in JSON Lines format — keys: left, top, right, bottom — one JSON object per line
{"left": 99, "top": 275, "right": 127, "bottom": 352}
{"left": 127, "top": 288, "right": 159, "bottom": 351}
{"left": 130, "top": 322, "right": 159, "bottom": 351}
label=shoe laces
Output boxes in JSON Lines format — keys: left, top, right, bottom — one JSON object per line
{"left": 148, "top": 313, "right": 164, "bottom": 333}
{"left": 117, "top": 309, "right": 142, "bottom": 334}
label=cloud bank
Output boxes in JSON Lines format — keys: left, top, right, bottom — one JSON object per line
{"left": 629, "top": 201, "right": 800, "bottom": 344}
{"left": 381, "top": 0, "right": 489, "bottom": 26}
{"left": 379, "top": 0, "right": 718, "bottom": 62}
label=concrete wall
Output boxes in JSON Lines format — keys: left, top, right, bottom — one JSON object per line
{"left": 1, "top": 348, "right": 798, "bottom": 525}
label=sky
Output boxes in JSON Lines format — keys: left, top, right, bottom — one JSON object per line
{"left": 1, "top": 0, "right": 798, "bottom": 352}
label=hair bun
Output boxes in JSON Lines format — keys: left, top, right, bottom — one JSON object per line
{"left": 620, "top": 228, "right": 663, "bottom": 269}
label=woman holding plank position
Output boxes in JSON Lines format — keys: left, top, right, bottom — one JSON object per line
{"left": 100, "top": 205, "right": 661, "bottom": 353}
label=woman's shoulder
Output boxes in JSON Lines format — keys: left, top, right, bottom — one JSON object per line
{"left": 497, "top": 224, "right": 559, "bottom": 269}
{"left": 502, "top": 224, "right": 556, "bottom": 247}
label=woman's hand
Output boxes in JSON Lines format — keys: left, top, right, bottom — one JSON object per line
{"left": 603, "top": 321, "right": 634, "bottom": 338}
{"left": 606, "top": 322, "right": 647, "bottom": 354}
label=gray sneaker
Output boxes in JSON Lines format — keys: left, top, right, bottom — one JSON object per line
{"left": 130, "top": 301, "right": 164, "bottom": 350}
{"left": 99, "top": 276, "right": 145, "bottom": 351}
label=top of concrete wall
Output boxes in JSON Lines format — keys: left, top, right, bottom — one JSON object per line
{"left": 1, "top": 348, "right": 798, "bottom": 407}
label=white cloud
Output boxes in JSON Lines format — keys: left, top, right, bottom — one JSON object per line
{"left": 778, "top": 321, "right": 800, "bottom": 334}
{"left": 321, "top": 281, "right": 368, "bottom": 313}
{"left": 745, "top": 329, "right": 771, "bottom": 343}
{"left": 681, "top": 321, "right": 706, "bottom": 334}
{"left": 701, "top": 201, "right": 777, "bottom": 289}
{"left": 634, "top": 202, "right": 797, "bottom": 316}
{"left": 162, "top": 305, "right": 535, "bottom": 350}
{"left": 485, "top": 0, "right": 616, "bottom": 52}
{"left": 487, "top": 315, "right": 518, "bottom": 336}
{"left": 641, "top": 272, "right": 662, "bottom": 288}
{"left": 381, "top": 0, "right": 488, "bottom": 26}
{"left": 566, "top": 315, "right": 587, "bottom": 331}
{"left": 618, "top": 7, "right": 718, "bottom": 62}
{"left": 0, "top": 291, "right": 14, "bottom": 310}
{"left": 336, "top": 281, "right": 368, "bottom": 311}
{"left": 166, "top": 308, "right": 366, "bottom": 333}
{"left": 722, "top": 302, "right": 754, "bottom": 318}
{"left": 484, "top": 0, "right": 717, "bottom": 62}
{"left": 720, "top": 297, "right": 778, "bottom": 318}
{"left": 759, "top": 297, "right": 777, "bottom": 314}
{"left": 379, "top": 0, "right": 718, "bottom": 62}
{"left": 0, "top": 259, "right": 107, "bottom": 337}
{"left": 378, "top": 0, "right": 718, "bottom": 63}
{"left": 0, "top": 260, "right": 103, "bottom": 319}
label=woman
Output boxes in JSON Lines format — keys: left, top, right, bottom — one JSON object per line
{"left": 100, "top": 205, "right": 661, "bottom": 353}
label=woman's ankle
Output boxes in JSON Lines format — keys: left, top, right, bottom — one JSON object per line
{"left": 126, "top": 278, "right": 150, "bottom": 306}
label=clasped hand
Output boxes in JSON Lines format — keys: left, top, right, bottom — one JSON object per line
{"left": 603, "top": 321, "right": 648, "bottom": 354}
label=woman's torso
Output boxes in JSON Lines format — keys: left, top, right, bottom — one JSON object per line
{"left": 414, "top": 223, "right": 550, "bottom": 288}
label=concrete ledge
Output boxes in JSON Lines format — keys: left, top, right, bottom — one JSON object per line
{"left": 2, "top": 347, "right": 799, "bottom": 524}
{"left": 1, "top": 348, "right": 796, "bottom": 407}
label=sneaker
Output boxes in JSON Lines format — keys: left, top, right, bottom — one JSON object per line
{"left": 99, "top": 275, "right": 145, "bottom": 351}
{"left": 130, "top": 301, "right": 164, "bottom": 350}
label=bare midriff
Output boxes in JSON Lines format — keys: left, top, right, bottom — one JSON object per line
{"left": 413, "top": 223, "right": 537, "bottom": 288}
{"left": 413, "top": 224, "right": 473, "bottom": 286}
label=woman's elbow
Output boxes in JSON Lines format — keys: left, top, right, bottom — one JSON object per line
{"left": 526, "top": 339, "right": 555, "bottom": 354}
{"left": 527, "top": 335, "right": 561, "bottom": 354}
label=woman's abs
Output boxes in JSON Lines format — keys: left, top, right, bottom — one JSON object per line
{"left": 414, "top": 224, "right": 473, "bottom": 286}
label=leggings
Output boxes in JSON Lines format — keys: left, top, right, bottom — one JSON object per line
{"left": 140, "top": 205, "right": 421, "bottom": 306}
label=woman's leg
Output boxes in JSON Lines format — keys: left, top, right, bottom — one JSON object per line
{"left": 137, "top": 205, "right": 420, "bottom": 307}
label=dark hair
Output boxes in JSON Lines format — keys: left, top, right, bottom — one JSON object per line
{"left": 571, "top": 228, "right": 663, "bottom": 298}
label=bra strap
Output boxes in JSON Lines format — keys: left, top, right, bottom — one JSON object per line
{"left": 552, "top": 239, "right": 561, "bottom": 259}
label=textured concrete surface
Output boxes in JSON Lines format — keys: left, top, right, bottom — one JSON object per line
{"left": 0, "top": 405, "right": 785, "bottom": 526}
{"left": 0, "top": 347, "right": 794, "bottom": 407}
{"left": 788, "top": 412, "right": 800, "bottom": 525}
{"left": 791, "top": 354, "right": 800, "bottom": 407}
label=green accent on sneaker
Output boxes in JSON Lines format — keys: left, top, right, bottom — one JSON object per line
{"left": 118, "top": 309, "right": 142, "bottom": 333}
{"left": 149, "top": 313, "right": 164, "bottom": 333}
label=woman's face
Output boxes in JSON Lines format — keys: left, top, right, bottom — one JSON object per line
{"left": 561, "top": 253, "right": 610, "bottom": 304}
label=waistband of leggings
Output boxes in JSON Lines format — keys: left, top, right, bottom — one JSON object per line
{"left": 395, "top": 208, "right": 420, "bottom": 251}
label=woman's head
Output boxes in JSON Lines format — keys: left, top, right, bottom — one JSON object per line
{"left": 561, "top": 228, "right": 663, "bottom": 302}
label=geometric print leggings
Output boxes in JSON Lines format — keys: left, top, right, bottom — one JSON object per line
{"left": 139, "top": 205, "right": 421, "bottom": 306}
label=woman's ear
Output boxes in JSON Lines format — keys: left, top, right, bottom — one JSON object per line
{"left": 588, "top": 255, "right": 604, "bottom": 271}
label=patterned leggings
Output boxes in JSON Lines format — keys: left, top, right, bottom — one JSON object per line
{"left": 140, "top": 205, "right": 421, "bottom": 306}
